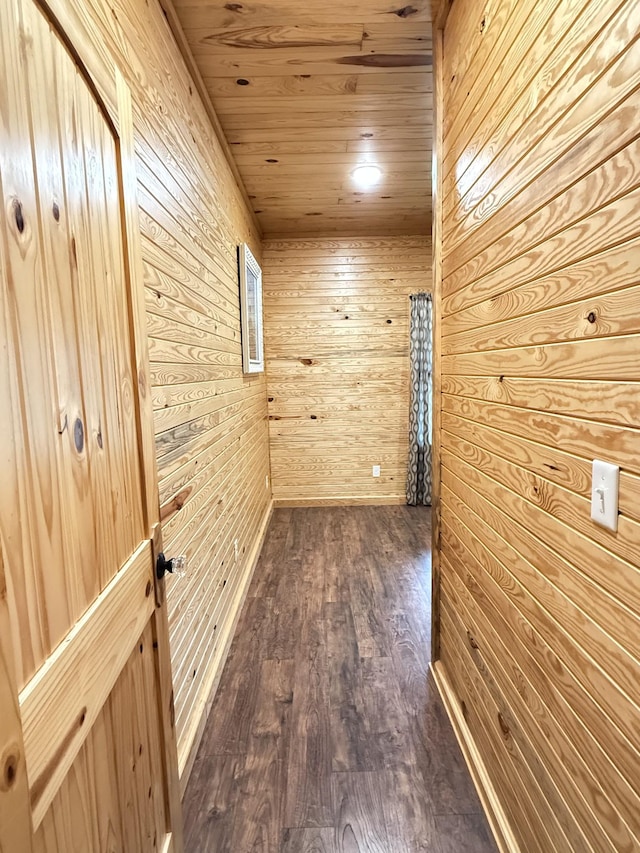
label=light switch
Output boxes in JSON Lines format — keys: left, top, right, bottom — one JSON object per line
{"left": 591, "top": 459, "right": 619, "bottom": 532}
{"left": 372, "top": 465, "right": 381, "bottom": 478}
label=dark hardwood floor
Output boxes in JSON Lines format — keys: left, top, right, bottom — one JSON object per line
{"left": 182, "top": 506, "right": 497, "bottom": 852}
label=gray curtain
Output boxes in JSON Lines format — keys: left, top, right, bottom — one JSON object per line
{"left": 406, "top": 293, "right": 433, "bottom": 506}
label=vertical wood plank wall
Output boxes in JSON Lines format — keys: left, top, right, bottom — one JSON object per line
{"left": 436, "top": 0, "right": 640, "bottom": 850}
{"left": 47, "top": 0, "right": 272, "bottom": 779}
{"left": 263, "top": 236, "right": 431, "bottom": 505}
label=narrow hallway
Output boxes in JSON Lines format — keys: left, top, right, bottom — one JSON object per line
{"left": 183, "top": 507, "right": 497, "bottom": 852}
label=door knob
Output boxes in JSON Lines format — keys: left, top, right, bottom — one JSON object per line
{"left": 156, "top": 552, "right": 186, "bottom": 580}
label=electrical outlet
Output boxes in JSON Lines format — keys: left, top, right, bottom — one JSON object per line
{"left": 372, "top": 465, "right": 381, "bottom": 478}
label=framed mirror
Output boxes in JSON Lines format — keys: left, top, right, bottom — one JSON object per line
{"left": 238, "top": 243, "right": 264, "bottom": 374}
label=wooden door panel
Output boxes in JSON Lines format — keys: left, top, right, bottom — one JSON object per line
{"left": 32, "top": 622, "right": 167, "bottom": 853}
{"left": 0, "top": 0, "right": 146, "bottom": 686}
{"left": 21, "top": 540, "right": 154, "bottom": 827}
{"left": 0, "top": 0, "right": 183, "bottom": 848}
{"left": 0, "top": 0, "right": 75, "bottom": 684}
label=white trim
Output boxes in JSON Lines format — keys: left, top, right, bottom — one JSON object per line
{"left": 238, "top": 243, "right": 264, "bottom": 374}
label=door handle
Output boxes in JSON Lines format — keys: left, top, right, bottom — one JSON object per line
{"left": 156, "top": 552, "right": 186, "bottom": 580}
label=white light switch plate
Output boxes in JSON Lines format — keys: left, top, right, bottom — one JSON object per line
{"left": 591, "top": 459, "right": 619, "bottom": 532}
{"left": 372, "top": 465, "right": 381, "bottom": 478}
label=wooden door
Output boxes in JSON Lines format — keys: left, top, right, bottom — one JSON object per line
{"left": 0, "top": 0, "right": 183, "bottom": 850}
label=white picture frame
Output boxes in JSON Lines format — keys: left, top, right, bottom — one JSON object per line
{"left": 238, "top": 243, "right": 264, "bottom": 374}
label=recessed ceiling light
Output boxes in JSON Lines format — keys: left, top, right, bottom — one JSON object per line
{"left": 351, "top": 164, "right": 382, "bottom": 188}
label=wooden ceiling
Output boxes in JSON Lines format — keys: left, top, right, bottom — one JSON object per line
{"left": 170, "top": 0, "right": 433, "bottom": 237}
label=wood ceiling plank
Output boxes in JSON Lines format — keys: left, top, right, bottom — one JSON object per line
{"left": 173, "top": 0, "right": 430, "bottom": 29}
{"left": 203, "top": 71, "right": 432, "bottom": 97}
{"left": 205, "top": 73, "right": 361, "bottom": 96}
{"left": 238, "top": 158, "right": 431, "bottom": 173}
{"left": 228, "top": 126, "right": 431, "bottom": 142}
{"left": 170, "top": 0, "right": 432, "bottom": 234}
{"left": 346, "top": 137, "right": 432, "bottom": 151}
{"left": 228, "top": 139, "right": 431, "bottom": 158}
{"left": 185, "top": 24, "right": 365, "bottom": 52}
{"left": 231, "top": 140, "right": 351, "bottom": 155}
{"left": 195, "top": 55, "right": 431, "bottom": 77}
{"left": 221, "top": 110, "right": 431, "bottom": 130}
{"left": 214, "top": 94, "right": 431, "bottom": 114}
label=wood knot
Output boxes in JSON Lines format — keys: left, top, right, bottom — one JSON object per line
{"left": 225, "top": 2, "right": 243, "bottom": 9}
{"left": 480, "top": 17, "right": 486, "bottom": 32}
{"left": 460, "top": 700, "right": 468, "bottom": 721}
{"left": 497, "top": 712, "right": 510, "bottom": 737}
{"left": 266, "top": 158, "right": 278, "bottom": 163}
{"left": 73, "top": 417, "right": 84, "bottom": 453}
{"left": 13, "top": 199, "right": 25, "bottom": 233}
{"left": 310, "top": 414, "right": 317, "bottom": 420}
{"left": 52, "top": 201, "right": 60, "bottom": 221}
{"left": 386, "top": 319, "right": 392, "bottom": 324}
{"left": 361, "top": 133, "right": 373, "bottom": 138}
{"left": 1, "top": 749, "right": 19, "bottom": 791}
{"left": 236, "top": 78, "right": 250, "bottom": 85}
{"left": 587, "top": 311, "right": 597, "bottom": 324}
{"left": 394, "top": 5, "right": 418, "bottom": 17}
{"left": 268, "top": 396, "right": 274, "bottom": 402}
{"left": 498, "top": 375, "right": 504, "bottom": 383}
{"left": 300, "top": 358, "right": 314, "bottom": 366}
{"left": 145, "top": 580, "right": 152, "bottom": 597}
{"left": 467, "top": 631, "right": 479, "bottom": 650}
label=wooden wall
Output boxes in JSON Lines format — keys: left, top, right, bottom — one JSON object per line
{"left": 131, "top": 2, "right": 272, "bottom": 779}
{"left": 46, "top": 0, "right": 272, "bottom": 780}
{"left": 435, "top": 0, "right": 640, "bottom": 850}
{"left": 263, "top": 236, "right": 431, "bottom": 505}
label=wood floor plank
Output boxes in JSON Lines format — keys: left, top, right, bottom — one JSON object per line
{"left": 284, "top": 614, "right": 333, "bottom": 828}
{"left": 182, "top": 753, "right": 244, "bottom": 852}
{"left": 183, "top": 506, "right": 496, "bottom": 852}
{"left": 378, "top": 768, "right": 441, "bottom": 853}
{"left": 435, "top": 814, "right": 499, "bottom": 853}
{"left": 228, "top": 659, "right": 294, "bottom": 852}
{"left": 281, "top": 827, "right": 337, "bottom": 853}
{"left": 332, "top": 771, "right": 391, "bottom": 853}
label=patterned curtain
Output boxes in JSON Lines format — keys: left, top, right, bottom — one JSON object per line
{"left": 406, "top": 292, "right": 433, "bottom": 506}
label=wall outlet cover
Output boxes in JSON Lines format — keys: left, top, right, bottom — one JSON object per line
{"left": 590, "top": 459, "right": 619, "bottom": 532}
{"left": 372, "top": 465, "right": 381, "bottom": 477}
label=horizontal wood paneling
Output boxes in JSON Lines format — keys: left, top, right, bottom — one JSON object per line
{"left": 170, "top": 0, "right": 432, "bottom": 236}
{"left": 41, "top": 0, "right": 273, "bottom": 782}
{"left": 131, "top": 1, "right": 272, "bottom": 779}
{"left": 264, "top": 236, "right": 431, "bottom": 505}
{"left": 437, "top": 0, "right": 640, "bottom": 850}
